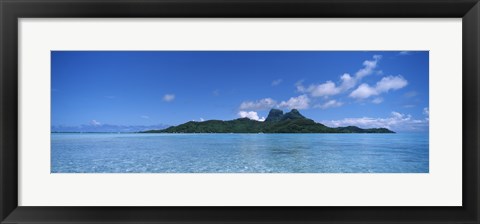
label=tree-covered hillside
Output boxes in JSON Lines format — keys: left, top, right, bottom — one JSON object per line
{"left": 141, "top": 109, "right": 394, "bottom": 134}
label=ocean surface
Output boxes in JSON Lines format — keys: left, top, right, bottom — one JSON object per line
{"left": 51, "top": 133, "right": 429, "bottom": 173}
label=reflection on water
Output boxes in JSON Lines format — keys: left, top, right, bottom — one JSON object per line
{"left": 51, "top": 133, "right": 429, "bottom": 173}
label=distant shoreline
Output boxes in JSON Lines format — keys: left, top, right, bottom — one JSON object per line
{"left": 51, "top": 132, "right": 136, "bottom": 134}
{"left": 52, "top": 132, "right": 397, "bottom": 134}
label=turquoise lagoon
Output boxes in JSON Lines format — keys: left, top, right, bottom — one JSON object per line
{"left": 51, "top": 133, "right": 428, "bottom": 173}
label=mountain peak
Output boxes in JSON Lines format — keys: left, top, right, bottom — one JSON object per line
{"left": 289, "top": 109, "right": 301, "bottom": 114}
{"left": 265, "top": 108, "right": 306, "bottom": 122}
{"left": 265, "top": 109, "right": 284, "bottom": 122}
{"left": 282, "top": 109, "right": 306, "bottom": 120}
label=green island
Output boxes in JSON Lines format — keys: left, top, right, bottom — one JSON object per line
{"left": 141, "top": 109, "right": 395, "bottom": 134}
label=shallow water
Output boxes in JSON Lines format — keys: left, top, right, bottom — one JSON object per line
{"left": 51, "top": 133, "right": 428, "bottom": 173}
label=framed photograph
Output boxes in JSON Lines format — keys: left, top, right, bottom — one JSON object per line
{"left": 1, "top": 0, "right": 479, "bottom": 223}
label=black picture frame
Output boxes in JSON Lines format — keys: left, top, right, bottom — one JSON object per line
{"left": 1, "top": 0, "right": 479, "bottom": 223}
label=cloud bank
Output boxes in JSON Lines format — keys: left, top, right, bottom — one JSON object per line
{"left": 278, "top": 95, "right": 310, "bottom": 109}
{"left": 321, "top": 110, "right": 429, "bottom": 132}
{"left": 349, "top": 75, "right": 408, "bottom": 99}
{"left": 296, "top": 55, "right": 382, "bottom": 98}
{"left": 238, "top": 111, "right": 265, "bottom": 121}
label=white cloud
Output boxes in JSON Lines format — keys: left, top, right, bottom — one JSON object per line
{"left": 295, "top": 80, "right": 306, "bottom": 92}
{"left": 90, "top": 120, "right": 101, "bottom": 126}
{"left": 212, "top": 89, "right": 220, "bottom": 96}
{"left": 376, "top": 75, "right": 408, "bottom": 92}
{"left": 423, "top": 107, "right": 429, "bottom": 121}
{"left": 391, "top": 111, "right": 404, "bottom": 119}
{"left": 316, "top": 100, "right": 343, "bottom": 109}
{"left": 349, "top": 83, "right": 377, "bottom": 99}
{"left": 239, "top": 98, "right": 277, "bottom": 110}
{"left": 278, "top": 95, "right": 310, "bottom": 110}
{"left": 296, "top": 55, "right": 382, "bottom": 98}
{"left": 321, "top": 111, "right": 428, "bottom": 132}
{"left": 302, "top": 81, "right": 341, "bottom": 97}
{"left": 163, "top": 94, "right": 175, "bottom": 102}
{"left": 423, "top": 107, "right": 429, "bottom": 116}
{"left": 350, "top": 75, "right": 408, "bottom": 99}
{"left": 423, "top": 107, "right": 430, "bottom": 121}
{"left": 339, "top": 73, "right": 356, "bottom": 90}
{"left": 141, "top": 115, "right": 150, "bottom": 119}
{"left": 240, "top": 95, "right": 310, "bottom": 112}
{"left": 399, "top": 51, "right": 411, "bottom": 55}
{"left": 238, "top": 111, "right": 265, "bottom": 121}
{"left": 271, "top": 79, "right": 283, "bottom": 86}
{"left": 355, "top": 55, "right": 382, "bottom": 79}
{"left": 372, "top": 97, "right": 384, "bottom": 104}
{"left": 200, "top": 118, "right": 205, "bottom": 122}
{"left": 296, "top": 81, "right": 341, "bottom": 98}
{"left": 312, "top": 81, "right": 341, "bottom": 97}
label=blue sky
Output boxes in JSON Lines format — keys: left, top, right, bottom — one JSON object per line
{"left": 52, "top": 51, "right": 429, "bottom": 132}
